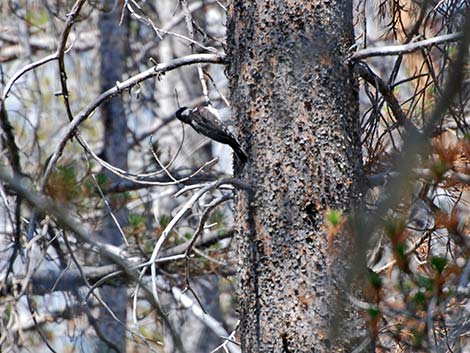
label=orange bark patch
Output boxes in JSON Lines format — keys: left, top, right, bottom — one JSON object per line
{"left": 255, "top": 216, "right": 272, "bottom": 256}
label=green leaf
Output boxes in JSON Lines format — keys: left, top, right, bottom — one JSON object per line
{"left": 128, "top": 213, "right": 146, "bottom": 228}
{"left": 367, "top": 307, "right": 380, "bottom": 319}
{"left": 326, "top": 209, "right": 343, "bottom": 226}
{"left": 57, "top": 165, "right": 76, "bottom": 182}
{"left": 416, "top": 275, "right": 435, "bottom": 291}
{"left": 396, "top": 243, "right": 407, "bottom": 258}
{"left": 96, "top": 173, "right": 108, "bottom": 186}
{"left": 430, "top": 256, "right": 447, "bottom": 274}
{"left": 211, "top": 241, "right": 222, "bottom": 250}
{"left": 413, "top": 290, "right": 427, "bottom": 306}
{"left": 412, "top": 328, "right": 423, "bottom": 348}
{"left": 431, "top": 160, "right": 449, "bottom": 178}
{"left": 46, "top": 165, "right": 80, "bottom": 202}
{"left": 369, "top": 272, "right": 382, "bottom": 289}
{"left": 159, "top": 214, "right": 171, "bottom": 228}
{"left": 209, "top": 209, "right": 227, "bottom": 228}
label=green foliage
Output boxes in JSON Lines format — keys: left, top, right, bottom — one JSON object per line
{"left": 395, "top": 243, "right": 407, "bottom": 259}
{"left": 446, "top": 45, "right": 457, "bottom": 57}
{"left": 416, "top": 275, "right": 435, "bottom": 292}
{"left": 26, "top": 8, "right": 48, "bottom": 26}
{"left": 326, "top": 209, "right": 343, "bottom": 226}
{"left": 209, "top": 209, "right": 228, "bottom": 229}
{"left": 59, "top": 165, "right": 75, "bottom": 182}
{"left": 128, "top": 213, "right": 146, "bottom": 228}
{"left": 369, "top": 272, "right": 383, "bottom": 289}
{"left": 413, "top": 289, "right": 427, "bottom": 308}
{"left": 431, "top": 160, "right": 449, "bottom": 179}
{"left": 217, "top": 228, "right": 228, "bottom": 237}
{"left": 3, "top": 303, "right": 12, "bottom": 322}
{"left": 158, "top": 214, "right": 171, "bottom": 228}
{"left": 211, "top": 241, "right": 222, "bottom": 250}
{"left": 46, "top": 165, "right": 80, "bottom": 203}
{"left": 367, "top": 306, "right": 380, "bottom": 320}
{"left": 143, "top": 239, "right": 154, "bottom": 255}
{"left": 95, "top": 173, "right": 108, "bottom": 187}
{"left": 82, "top": 173, "right": 119, "bottom": 199}
{"left": 430, "top": 256, "right": 447, "bottom": 274}
{"left": 427, "top": 84, "right": 436, "bottom": 96}
{"left": 411, "top": 328, "right": 424, "bottom": 349}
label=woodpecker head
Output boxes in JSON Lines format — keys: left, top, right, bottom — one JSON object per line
{"left": 175, "top": 106, "right": 192, "bottom": 123}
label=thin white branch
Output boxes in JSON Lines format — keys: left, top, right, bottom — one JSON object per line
{"left": 368, "top": 169, "right": 470, "bottom": 188}
{"left": 0, "top": 166, "right": 184, "bottom": 348}
{"left": 42, "top": 53, "right": 225, "bottom": 188}
{"left": 78, "top": 134, "right": 218, "bottom": 186}
{"left": 2, "top": 53, "right": 57, "bottom": 100}
{"left": 147, "top": 181, "right": 219, "bottom": 305}
{"left": 172, "top": 286, "right": 241, "bottom": 353}
{"left": 351, "top": 32, "right": 463, "bottom": 60}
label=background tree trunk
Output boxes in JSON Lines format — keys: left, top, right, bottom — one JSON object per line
{"left": 227, "top": 1, "right": 365, "bottom": 351}
{"left": 155, "top": 2, "right": 225, "bottom": 352}
{"left": 163, "top": 275, "right": 224, "bottom": 353}
{"left": 96, "top": 2, "right": 129, "bottom": 352}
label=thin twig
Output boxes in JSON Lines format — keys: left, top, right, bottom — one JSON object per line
{"left": 351, "top": 32, "right": 463, "bottom": 60}
{"left": 0, "top": 166, "right": 186, "bottom": 352}
{"left": 41, "top": 53, "right": 224, "bottom": 189}
{"left": 355, "top": 62, "right": 420, "bottom": 135}
{"left": 56, "top": 0, "right": 88, "bottom": 122}
{"left": 2, "top": 53, "right": 57, "bottom": 100}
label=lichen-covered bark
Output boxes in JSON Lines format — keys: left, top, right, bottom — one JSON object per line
{"left": 227, "top": 1, "right": 365, "bottom": 351}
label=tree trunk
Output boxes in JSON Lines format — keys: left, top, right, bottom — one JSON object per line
{"left": 96, "top": 2, "right": 129, "bottom": 352}
{"left": 227, "top": 1, "right": 365, "bottom": 351}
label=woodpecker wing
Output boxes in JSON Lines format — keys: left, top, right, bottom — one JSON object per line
{"left": 181, "top": 105, "right": 248, "bottom": 161}
{"left": 189, "top": 106, "right": 239, "bottom": 145}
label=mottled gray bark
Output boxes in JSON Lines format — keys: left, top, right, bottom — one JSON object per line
{"left": 227, "top": 1, "right": 365, "bottom": 352}
{"left": 96, "top": 2, "right": 129, "bottom": 352}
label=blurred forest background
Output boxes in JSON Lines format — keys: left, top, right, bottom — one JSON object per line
{"left": 1, "top": 0, "right": 470, "bottom": 352}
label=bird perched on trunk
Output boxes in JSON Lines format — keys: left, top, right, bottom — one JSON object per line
{"left": 175, "top": 105, "right": 247, "bottom": 162}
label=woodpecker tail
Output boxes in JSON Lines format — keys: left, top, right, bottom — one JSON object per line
{"left": 231, "top": 142, "right": 248, "bottom": 162}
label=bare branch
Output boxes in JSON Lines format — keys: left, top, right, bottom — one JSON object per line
{"left": 2, "top": 53, "right": 58, "bottom": 100}
{"left": 0, "top": 166, "right": 185, "bottom": 351}
{"left": 368, "top": 169, "right": 470, "bottom": 187}
{"left": 56, "top": 0, "right": 88, "bottom": 122}
{"left": 42, "top": 53, "right": 225, "bottom": 189}
{"left": 183, "top": 195, "right": 232, "bottom": 258}
{"left": 355, "top": 62, "right": 420, "bottom": 134}
{"left": 351, "top": 32, "right": 463, "bottom": 60}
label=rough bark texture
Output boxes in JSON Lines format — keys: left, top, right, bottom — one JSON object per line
{"left": 96, "top": 2, "right": 129, "bottom": 352}
{"left": 227, "top": 1, "right": 365, "bottom": 352}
